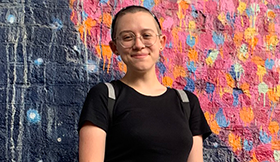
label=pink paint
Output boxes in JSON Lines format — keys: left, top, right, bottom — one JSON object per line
{"left": 162, "top": 17, "right": 174, "bottom": 31}
{"left": 255, "top": 144, "right": 274, "bottom": 161}
{"left": 219, "top": 0, "right": 237, "bottom": 14}
{"left": 197, "top": 32, "right": 215, "bottom": 49}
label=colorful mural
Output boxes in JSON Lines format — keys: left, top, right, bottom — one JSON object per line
{"left": 70, "top": 0, "right": 280, "bottom": 161}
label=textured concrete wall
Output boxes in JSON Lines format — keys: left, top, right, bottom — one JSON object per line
{"left": 1, "top": 0, "right": 280, "bottom": 161}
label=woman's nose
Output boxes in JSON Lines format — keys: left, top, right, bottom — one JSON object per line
{"left": 133, "top": 36, "right": 145, "bottom": 49}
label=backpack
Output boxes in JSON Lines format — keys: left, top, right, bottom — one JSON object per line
{"left": 104, "top": 82, "right": 190, "bottom": 123}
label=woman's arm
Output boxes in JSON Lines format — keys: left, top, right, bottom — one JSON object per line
{"left": 187, "top": 135, "right": 203, "bottom": 162}
{"left": 79, "top": 121, "right": 106, "bottom": 162}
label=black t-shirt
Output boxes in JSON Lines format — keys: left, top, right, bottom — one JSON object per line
{"left": 79, "top": 80, "right": 211, "bottom": 162}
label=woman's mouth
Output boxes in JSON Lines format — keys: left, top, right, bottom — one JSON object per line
{"left": 131, "top": 54, "right": 148, "bottom": 59}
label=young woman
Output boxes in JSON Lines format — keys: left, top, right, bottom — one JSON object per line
{"left": 78, "top": 5, "right": 211, "bottom": 162}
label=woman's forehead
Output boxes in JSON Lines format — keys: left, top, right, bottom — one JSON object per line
{"left": 116, "top": 12, "right": 158, "bottom": 32}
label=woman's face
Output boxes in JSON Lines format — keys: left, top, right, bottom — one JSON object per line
{"left": 110, "top": 11, "right": 166, "bottom": 73}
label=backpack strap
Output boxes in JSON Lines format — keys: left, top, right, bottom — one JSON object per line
{"left": 104, "top": 82, "right": 116, "bottom": 123}
{"left": 105, "top": 83, "right": 191, "bottom": 123}
{"left": 175, "top": 89, "right": 191, "bottom": 120}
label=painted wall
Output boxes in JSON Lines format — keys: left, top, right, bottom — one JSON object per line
{"left": 1, "top": 0, "right": 279, "bottom": 161}
{"left": 70, "top": 0, "right": 280, "bottom": 161}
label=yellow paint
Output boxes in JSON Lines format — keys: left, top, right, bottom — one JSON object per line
{"left": 173, "top": 65, "right": 187, "bottom": 79}
{"left": 244, "top": 27, "right": 256, "bottom": 40}
{"left": 188, "top": 20, "right": 196, "bottom": 31}
{"left": 205, "top": 57, "right": 213, "bottom": 66}
{"left": 162, "top": 76, "right": 173, "bottom": 87}
{"left": 276, "top": 85, "right": 280, "bottom": 97}
{"left": 188, "top": 48, "right": 198, "bottom": 62}
{"left": 218, "top": 12, "right": 226, "bottom": 25}
{"left": 226, "top": 73, "right": 235, "bottom": 88}
{"left": 228, "top": 132, "right": 242, "bottom": 152}
{"left": 95, "top": 45, "right": 113, "bottom": 73}
{"left": 237, "top": 2, "right": 246, "bottom": 14}
{"left": 238, "top": 51, "right": 249, "bottom": 62}
{"left": 256, "top": 65, "right": 266, "bottom": 82}
{"left": 268, "top": 121, "right": 279, "bottom": 135}
{"left": 233, "top": 32, "right": 244, "bottom": 47}
{"left": 204, "top": 112, "right": 220, "bottom": 134}
{"left": 240, "top": 107, "right": 254, "bottom": 125}
{"left": 99, "top": 13, "right": 112, "bottom": 28}
{"left": 244, "top": 28, "right": 258, "bottom": 49}
{"left": 78, "top": 18, "right": 97, "bottom": 40}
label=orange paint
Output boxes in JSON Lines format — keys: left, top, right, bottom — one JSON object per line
{"left": 271, "top": 138, "right": 280, "bottom": 150}
{"left": 188, "top": 48, "right": 198, "bottom": 62}
{"left": 99, "top": 13, "right": 112, "bottom": 28}
{"left": 251, "top": 56, "right": 265, "bottom": 66}
{"left": 171, "top": 27, "right": 181, "bottom": 52}
{"left": 95, "top": 45, "right": 113, "bottom": 73}
{"left": 205, "top": 112, "right": 220, "bottom": 135}
{"left": 267, "top": 10, "right": 275, "bottom": 19}
{"left": 69, "top": 0, "right": 75, "bottom": 9}
{"left": 233, "top": 32, "right": 244, "bottom": 46}
{"left": 177, "top": 0, "right": 189, "bottom": 27}
{"left": 228, "top": 132, "right": 242, "bottom": 152}
{"left": 240, "top": 83, "right": 250, "bottom": 96}
{"left": 162, "top": 76, "right": 173, "bottom": 87}
{"left": 240, "top": 107, "right": 254, "bottom": 125}
{"left": 226, "top": 73, "right": 235, "bottom": 88}
{"left": 268, "top": 121, "right": 279, "bottom": 135}
{"left": 154, "top": 0, "right": 160, "bottom": 5}
{"left": 118, "top": 61, "right": 127, "bottom": 73}
{"left": 78, "top": 17, "right": 97, "bottom": 40}
{"left": 173, "top": 65, "right": 187, "bottom": 79}
{"left": 178, "top": 0, "right": 190, "bottom": 10}
{"left": 268, "top": 22, "right": 275, "bottom": 33}
{"left": 247, "top": 36, "right": 258, "bottom": 49}
{"left": 249, "top": 152, "right": 258, "bottom": 162}
{"left": 266, "top": 34, "right": 279, "bottom": 47}
{"left": 268, "top": 89, "right": 279, "bottom": 103}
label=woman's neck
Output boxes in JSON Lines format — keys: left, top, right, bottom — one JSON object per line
{"left": 120, "top": 69, "right": 166, "bottom": 96}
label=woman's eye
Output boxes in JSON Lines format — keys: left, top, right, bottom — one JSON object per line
{"left": 143, "top": 34, "right": 152, "bottom": 39}
{"left": 122, "top": 35, "right": 133, "bottom": 41}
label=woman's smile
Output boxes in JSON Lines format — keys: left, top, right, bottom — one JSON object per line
{"left": 131, "top": 53, "right": 149, "bottom": 59}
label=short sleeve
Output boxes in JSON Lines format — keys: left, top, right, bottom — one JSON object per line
{"left": 185, "top": 91, "right": 212, "bottom": 140}
{"left": 78, "top": 83, "right": 109, "bottom": 132}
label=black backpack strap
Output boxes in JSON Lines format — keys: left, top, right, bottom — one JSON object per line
{"left": 104, "top": 82, "right": 116, "bottom": 123}
{"left": 175, "top": 89, "right": 191, "bottom": 119}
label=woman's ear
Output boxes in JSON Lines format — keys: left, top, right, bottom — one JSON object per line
{"left": 159, "top": 35, "right": 167, "bottom": 51}
{"left": 109, "top": 40, "right": 119, "bottom": 55}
